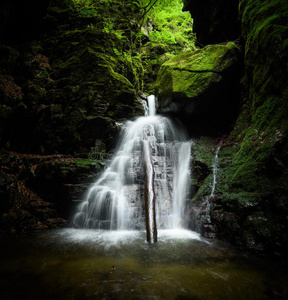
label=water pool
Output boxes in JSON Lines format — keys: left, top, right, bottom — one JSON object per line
{"left": 0, "top": 229, "right": 287, "bottom": 299}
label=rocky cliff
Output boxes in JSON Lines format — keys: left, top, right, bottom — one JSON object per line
{"left": 0, "top": 0, "right": 193, "bottom": 232}
{"left": 177, "top": 0, "right": 288, "bottom": 256}
{"left": 0, "top": 0, "right": 146, "bottom": 230}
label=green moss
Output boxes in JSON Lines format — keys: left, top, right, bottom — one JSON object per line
{"left": 163, "top": 43, "right": 238, "bottom": 72}
{"left": 241, "top": 0, "right": 288, "bottom": 98}
{"left": 103, "top": 64, "right": 134, "bottom": 93}
{"left": 146, "top": 0, "right": 195, "bottom": 52}
{"left": 214, "top": 0, "right": 288, "bottom": 251}
{"left": 155, "top": 43, "right": 239, "bottom": 101}
{"left": 74, "top": 159, "right": 101, "bottom": 169}
{"left": 174, "top": 71, "right": 216, "bottom": 98}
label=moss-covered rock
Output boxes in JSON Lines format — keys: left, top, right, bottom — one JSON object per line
{"left": 0, "top": 151, "right": 69, "bottom": 231}
{"left": 0, "top": 0, "right": 148, "bottom": 154}
{"left": 179, "top": 0, "right": 288, "bottom": 257}
{"left": 240, "top": 0, "right": 288, "bottom": 101}
{"left": 136, "top": 0, "right": 196, "bottom": 95}
{"left": 201, "top": 0, "right": 288, "bottom": 256}
{"left": 0, "top": 150, "right": 109, "bottom": 231}
{"left": 155, "top": 42, "right": 240, "bottom": 136}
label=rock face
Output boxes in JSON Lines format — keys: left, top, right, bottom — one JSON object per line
{"left": 0, "top": 152, "right": 67, "bottom": 231}
{"left": 182, "top": 0, "right": 240, "bottom": 45}
{"left": 155, "top": 42, "right": 240, "bottom": 136}
{"left": 0, "top": 0, "right": 144, "bottom": 154}
{"left": 0, "top": 0, "right": 147, "bottom": 230}
{"left": 185, "top": 0, "right": 288, "bottom": 256}
{"left": 215, "top": 0, "right": 288, "bottom": 255}
{"left": 0, "top": 151, "right": 105, "bottom": 231}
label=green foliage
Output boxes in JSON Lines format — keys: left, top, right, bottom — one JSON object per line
{"left": 68, "top": 0, "right": 145, "bottom": 91}
{"left": 74, "top": 159, "right": 101, "bottom": 169}
{"left": 69, "top": 0, "right": 195, "bottom": 93}
{"left": 142, "top": 0, "right": 195, "bottom": 52}
{"left": 72, "top": 0, "right": 98, "bottom": 17}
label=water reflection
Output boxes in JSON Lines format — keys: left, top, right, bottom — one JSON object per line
{"left": 0, "top": 229, "right": 287, "bottom": 299}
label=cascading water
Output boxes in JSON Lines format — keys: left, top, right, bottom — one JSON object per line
{"left": 172, "top": 141, "right": 192, "bottom": 227}
{"left": 210, "top": 140, "right": 222, "bottom": 197}
{"left": 204, "top": 139, "right": 222, "bottom": 224}
{"left": 187, "top": 139, "right": 223, "bottom": 236}
{"left": 72, "top": 95, "right": 193, "bottom": 242}
{"left": 192, "top": 139, "right": 223, "bottom": 238}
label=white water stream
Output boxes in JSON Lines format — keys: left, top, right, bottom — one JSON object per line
{"left": 72, "top": 96, "right": 193, "bottom": 236}
{"left": 210, "top": 140, "right": 222, "bottom": 197}
{"left": 204, "top": 139, "right": 223, "bottom": 223}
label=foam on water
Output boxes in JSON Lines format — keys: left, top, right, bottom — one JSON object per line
{"left": 55, "top": 228, "right": 202, "bottom": 248}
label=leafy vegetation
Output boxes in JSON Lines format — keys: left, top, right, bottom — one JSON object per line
{"left": 69, "top": 0, "right": 195, "bottom": 94}
{"left": 143, "top": 0, "right": 195, "bottom": 52}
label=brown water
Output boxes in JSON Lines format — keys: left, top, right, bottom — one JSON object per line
{"left": 0, "top": 229, "right": 287, "bottom": 300}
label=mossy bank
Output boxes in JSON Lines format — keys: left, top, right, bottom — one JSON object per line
{"left": 181, "top": 0, "right": 288, "bottom": 256}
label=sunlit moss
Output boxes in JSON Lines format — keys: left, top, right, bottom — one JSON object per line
{"left": 146, "top": 0, "right": 195, "bottom": 52}
{"left": 155, "top": 43, "right": 239, "bottom": 100}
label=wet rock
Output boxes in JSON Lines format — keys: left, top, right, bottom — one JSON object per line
{"left": 202, "top": 223, "right": 218, "bottom": 238}
{"left": 0, "top": 151, "right": 107, "bottom": 231}
{"left": 211, "top": 0, "right": 288, "bottom": 256}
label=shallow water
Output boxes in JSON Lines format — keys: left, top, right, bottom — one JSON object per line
{"left": 0, "top": 229, "right": 287, "bottom": 299}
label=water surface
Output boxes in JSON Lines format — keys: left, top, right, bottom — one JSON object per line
{"left": 0, "top": 229, "right": 287, "bottom": 299}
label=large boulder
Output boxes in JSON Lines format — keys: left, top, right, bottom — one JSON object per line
{"left": 155, "top": 42, "right": 240, "bottom": 136}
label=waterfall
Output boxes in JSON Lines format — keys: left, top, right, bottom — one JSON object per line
{"left": 147, "top": 95, "right": 156, "bottom": 116}
{"left": 210, "top": 140, "right": 222, "bottom": 197}
{"left": 188, "top": 138, "right": 223, "bottom": 236}
{"left": 204, "top": 139, "right": 223, "bottom": 223}
{"left": 172, "top": 141, "right": 192, "bottom": 227}
{"left": 143, "top": 139, "right": 157, "bottom": 243}
{"left": 72, "top": 95, "right": 192, "bottom": 241}
{"left": 191, "top": 139, "right": 223, "bottom": 238}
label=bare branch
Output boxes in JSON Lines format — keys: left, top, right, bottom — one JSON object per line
{"left": 138, "top": 0, "right": 158, "bottom": 22}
